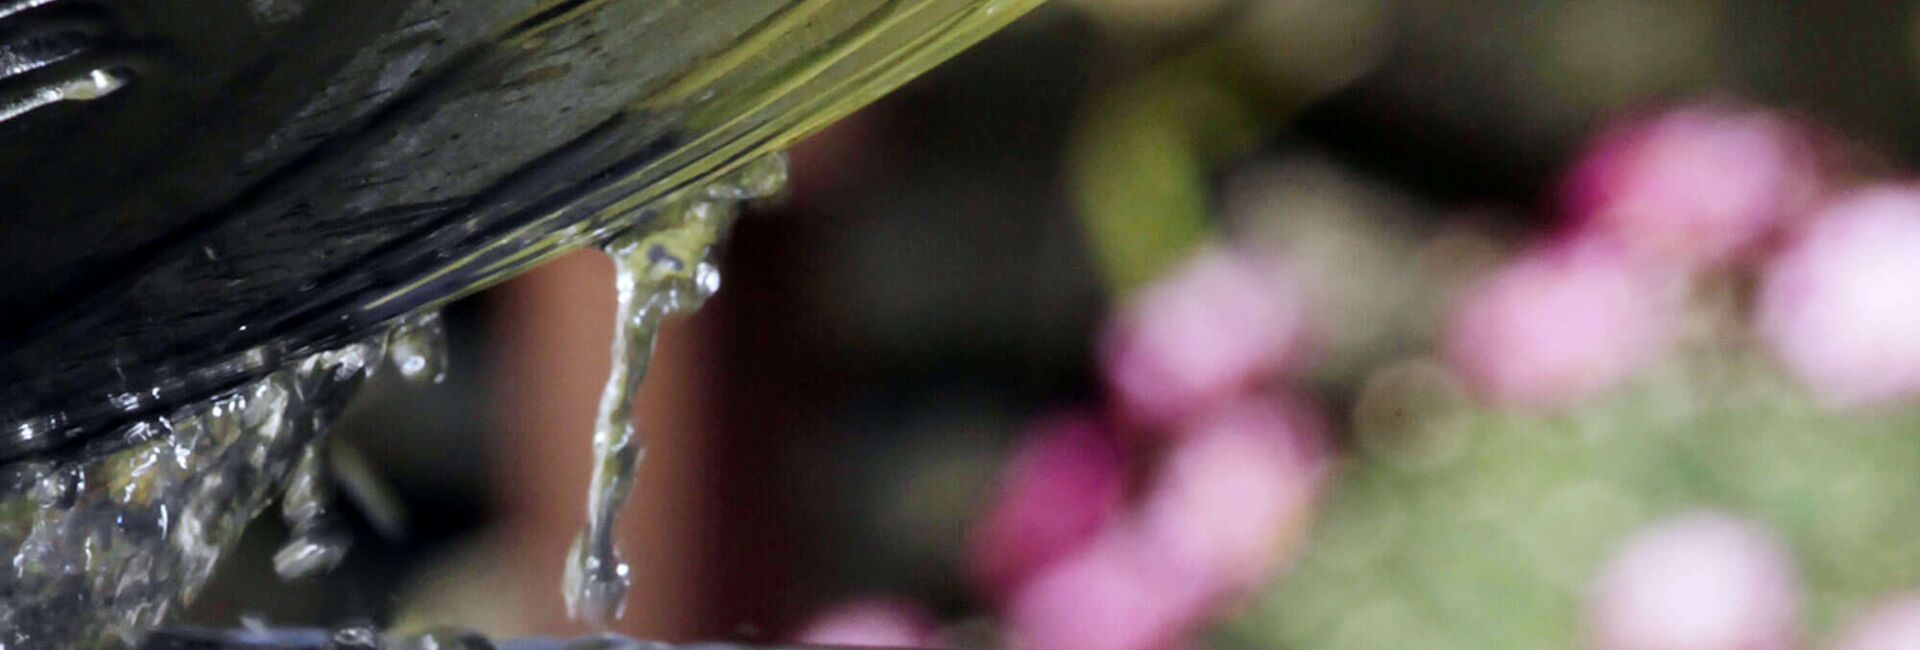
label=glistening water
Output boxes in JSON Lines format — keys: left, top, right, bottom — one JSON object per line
{"left": 0, "top": 155, "right": 783, "bottom": 649}
{"left": 564, "top": 153, "right": 783, "bottom": 626}
{"left": 0, "top": 330, "right": 407, "bottom": 649}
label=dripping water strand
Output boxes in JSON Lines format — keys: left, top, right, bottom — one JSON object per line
{"left": 563, "top": 197, "right": 733, "bottom": 626}
{"left": 562, "top": 153, "right": 781, "bottom": 626}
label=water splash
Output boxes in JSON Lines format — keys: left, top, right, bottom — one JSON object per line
{"left": 562, "top": 153, "right": 782, "bottom": 626}
{"left": 0, "top": 335, "right": 383, "bottom": 648}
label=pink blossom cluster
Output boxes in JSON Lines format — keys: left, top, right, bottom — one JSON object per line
{"left": 1100, "top": 246, "right": 1312, "bottom": 428}
{"left": 1445, "top": 103, "right": 1920, "bottom": 410}
{"left": 790, "top": 100, "right": 1920, "bottom": 649}
{"left": 999, "top": 398, "right": 1328, "bottom": 650}
{"left": 982, "top": 247, "right": 1330, "bottom": 647}
{"left": 979, "top": 245, "right": 1327, "bottom": 650}
{"left": 1587, "top": 512, "right": 1920, "bottom": 650}
{"left": 795, "top": 243, "right": 1330, "bottom": 650}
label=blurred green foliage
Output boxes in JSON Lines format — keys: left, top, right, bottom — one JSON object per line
{"left": 1068, "top": 53, "right": 1268, "bottom": 294}
{"left": 1226, "top": 342, "right": 1920, "bottom": 649}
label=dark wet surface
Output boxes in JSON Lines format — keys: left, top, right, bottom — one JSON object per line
{"left": 0, "top": 0, "right": 1026, "bottom": 461}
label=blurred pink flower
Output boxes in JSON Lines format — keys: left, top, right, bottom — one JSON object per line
{"left": 1101, "top": 245, "right": 1310, "bottom": 430}
{"left": 1006, "top": 395, "right": 1327, "bottom": 650}
{"left": 1586, "top": 513, "right": 1800, "bottom": 650}
{"left": 794, "top": 597, "right": 945, "bottom": 648}
{"left": 1006, "top": 524, "right": 1213, "bottom": 650}
{"left": 1757, "top": 186, "right": 1920, "bottom": 409}
{"left": 1136, "top": 394, "right": 1330, "bottom": 596}
{"left": 1832, "top": 597, "right": 1920, "bottom": 650}
{"left": 967, "top": 414, "right": 1128, "bottom": 605}
{"left": 1444, "top": 240, "right": 1679, "bottom": 410}
{"left": 1563, "top": 105, "right": 1817, "bottom": 269}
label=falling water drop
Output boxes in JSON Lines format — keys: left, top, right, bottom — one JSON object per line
{"left": 272, "top": 445, "right": 351, "bottom": 579}
{"left": 388, "top": 310, "right": 449, "bottom": 384}
{"left": 563, "top": 192, "right": 741, "bottom": 627}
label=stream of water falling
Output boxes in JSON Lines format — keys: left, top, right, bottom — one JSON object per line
{"left": 563, "top": 152, "right": 786, "bottom": 627}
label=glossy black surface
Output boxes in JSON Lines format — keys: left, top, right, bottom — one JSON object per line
{"left": 0, "top": 0, "right": 699, "bottom": 458}
{"left": 0, "top": 0, "right": 1037, "bottom": 460}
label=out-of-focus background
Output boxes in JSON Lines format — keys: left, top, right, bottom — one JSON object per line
{"left": 176, "top": 1, "right": 1920, "bottom": 648}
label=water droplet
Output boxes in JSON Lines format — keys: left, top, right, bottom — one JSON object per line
{"left": 272, "top": 445, "right": 351, "bottom": 579}
{"left": 388, "top": 310, "right": 450, "bottom": 384}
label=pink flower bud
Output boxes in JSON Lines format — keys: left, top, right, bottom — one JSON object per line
{"left": 794, "top": 597, "right": 944, "bottom": 648}
{"left": 1135, "top": 394, "right": 1330, "bottom": 596}
{"left": 1101, "top": 245, "right": 1310, "bottom": 430}
{"left": 1757, "top": 186, "right": 1920, "bottom": 408}
{"left": 1831, "top": 597, "right": 1920, "bottom": 650}
{"left": 1444, "top": 240, "right": 1680, "bottom": 410}
{"left": 1564, "top": 105, "right": 1817, "bottom": 268}
{"left": 1586, "top": 513, "right": 1800, "bottom": 650}
{"left": 967, "top": 414, "right": 1128, "bottom": 605}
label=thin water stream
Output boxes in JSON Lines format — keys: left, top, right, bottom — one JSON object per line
{"left": 565, "top": 154, "right": 784, "bottom": 626}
